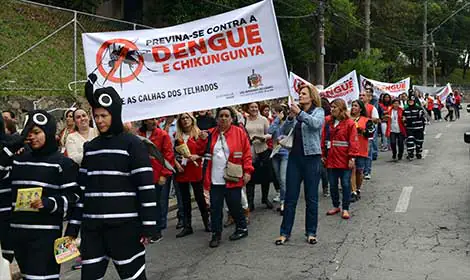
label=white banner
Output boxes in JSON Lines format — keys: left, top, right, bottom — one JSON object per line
{"left": 82, "top": 0, "right": 289, "bottom": 122}
{"left": 360, "top": 76, "right": 410, "bottom": 97}
{"left": 436, "top": 83, "right": 453, "bottom": 103}
{"left": 288, "top": 70, "right": 360, "bottom": 106}
{"left": 320, "top": 70, "right": 360, "bottom": 107}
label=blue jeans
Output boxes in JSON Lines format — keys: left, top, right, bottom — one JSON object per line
{"left": 210, "top": 185, "right": 246, "bottom": 233}
{"left": 372, "top": 129, "right": 378, "bottom": 159}
{"left": 272, "top": 155, "right": 288, "bottom": 202}
{"left": 280, "top": 154, "right": 321, "bottom": 237}
{"left": 328, "top": 169, "right": 352, "bottom": 211}
{"left": 155, "top": 176, "right": 183, "bottom": 231}
{"left": 365, "top": 139, "right": 373, "bottom": 175}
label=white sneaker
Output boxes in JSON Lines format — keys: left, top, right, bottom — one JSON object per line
{"left": 273, "top": 193, "right": 281, "bottom": 203}
{"left": 364, "top": 174, "right": 371, "bottom": 180}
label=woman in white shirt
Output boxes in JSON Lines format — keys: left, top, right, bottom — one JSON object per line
{"left": 65, "top": 108, "right": 98, "bottom": 165}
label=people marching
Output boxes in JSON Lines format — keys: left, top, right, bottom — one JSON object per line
{"left": 0, "top": 75, "right": 464, "bottom": 279}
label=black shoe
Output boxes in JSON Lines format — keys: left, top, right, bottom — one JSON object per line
{"left": 209, "top": 233, "right": 221, "bottom": 248}
{"left": 350, "top": 192, "right": 358, "bottom": 203}
{"left": 392, "top": 155, "right": 396, "bottom": 160}
{"left": 398, "top": 155, "right": 403, "bottom": 160}
{"left": 176, "top": 227, "right": 193, "bottom": 238}
{"left": 357, "top": 189, "right": 361, "bottom": 199}
{"left": 150, "top": 231, "right": 163, "bottom": 244}
{"left": 176, "top": 219, "right": 184, "bottom": 229}
{"left": 248, "top": 203, "right": 255, "bottom": 212}
{"left": 416, "top": 154, "right": 422, "bottom": 159}
{"left": 407, "top": 155, "right": 413, "bottom": 161}
{"left": 229, "top": 229, "right": 248, "bottom": 241}
{"left": 263, "top": 199, "right": 274, "bottom": 209}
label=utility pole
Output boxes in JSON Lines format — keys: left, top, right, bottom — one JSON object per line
{"left": 431, "top": 33, "right": 437, "bottom": 87}
{"left": 316, "top": 0, "right": 325, "bottom": 87}
{"left": 422, "top": 0, "right": 428, "bottom": 86}
{"left": 364, "top": 0, "right": 371, "bottom": 56}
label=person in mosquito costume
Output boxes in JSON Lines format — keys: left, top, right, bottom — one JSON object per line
{"left": 65, "top": 74, "right": 157, "bottom": 280}
{"left": 1, "top": 110, "right": 80, "bottom": 280}
{"left": 403, "top": 95, "right": 426, "bottom": 160}
{"left": 0, "top": 116, "right": 26, "bottom": 265}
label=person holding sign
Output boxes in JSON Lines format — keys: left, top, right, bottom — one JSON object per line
{"left": 174, "top": 113, "right": 210, "bottom": 237}
{"left": 6, "top": 110, "right": 80, "bottom": 280}
{"left": 275, "top": 84, "right": 324, "bottom": 245}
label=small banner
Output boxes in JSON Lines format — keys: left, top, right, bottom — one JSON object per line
{"left": 360, "top": 76, "right": 410, "bottom": 97}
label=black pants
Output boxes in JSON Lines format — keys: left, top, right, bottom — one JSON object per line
{"left": 11, "top": 228, "right": 61, "bottom": 280}
{"left": 81, "top": 221, "right": 146, "bottom": 280}
{"left": 0, "top": 221, "right": 13, "bottom": 263}
{"left": 406, "top": 129, "right": 424, "bottom": 158}
{"left": 210, "top": 185, "right": 246, "bottom": 233}
{"left": 178, "top": 181, "right": 208, "bottom": 228}
{"left": 390, "top": 132, "right": 405, "bottom": 158}
{"left": 432, "top": 108, "right": 441, "bottom": 120}
{"left": 444, "top": 106, "right": 454, "bottom": 121}
{"left": 246, "top": 182, "right": 270, "bottom": 209}
{"left": 454, "top": 104, "right": 460, "bottom": 119}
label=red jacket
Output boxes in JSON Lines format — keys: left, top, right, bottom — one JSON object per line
{"left": 175, "top": 136, "right": 204, "bottom": 183}
{"left": 200, "top": 125, "right": 254, "bottom": 190}
{"left": 386, "top": 107, "right": 407, "bottom": 137}
{"left": 455, "top": 94, "right": 461, "bottom": 105}
{"left": 427, "top": 98, "right": 434, "bottom": 111}
{"left": 321, "top": 116, "right": 359, "bottom": 169}
{"left": 138, "top": 128, "right": 175, "bottom": 183}
{"left": 353, "top": 116, "right": 369, "bottom": 158}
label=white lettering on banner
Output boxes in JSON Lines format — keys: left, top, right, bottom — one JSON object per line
{"left": 360, "top": 76, "right": 410, "bottom": 97}
{"left": 82, "top": 0, "right": 289, "bottom": 122}
{"left": 289, "top": 71, "right": 360, "bottom": 106}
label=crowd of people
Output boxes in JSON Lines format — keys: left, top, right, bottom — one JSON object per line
{"left": 0, "top": 76, "right": 463, "bottom": 279}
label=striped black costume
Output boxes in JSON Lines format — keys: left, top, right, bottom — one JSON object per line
{"left": 403, "top": 98, "right": 425, "bottom": 159}
{"left": 65, "top": 74, "right": 157, "bottom": 280}
{"left": 3, "top": 110, "right": 80, "bottom": 280}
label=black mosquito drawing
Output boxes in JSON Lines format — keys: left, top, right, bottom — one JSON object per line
{"left": 93, "top": 42, "right": 157, "bottom": 87}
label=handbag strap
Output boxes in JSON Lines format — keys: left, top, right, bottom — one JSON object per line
{"left": 219, "top": 132, "right": 230, "bottom": 166}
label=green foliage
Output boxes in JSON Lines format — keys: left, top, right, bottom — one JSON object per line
{"left": 336, "top": 49, "right": 402, "bottom": 81}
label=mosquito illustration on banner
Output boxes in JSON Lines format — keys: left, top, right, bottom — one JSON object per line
{"left": 93, "top": 40, "right": 158, "bottom": 88}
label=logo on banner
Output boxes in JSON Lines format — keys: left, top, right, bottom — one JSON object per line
{"left": 96, "top": 39, "right": 157, "bottom": 84}
{"left": 293, "top": 78, "right": 306, "bottom": 94}
{"left": 247, "top": 69, "right": 263, "bottom": 88}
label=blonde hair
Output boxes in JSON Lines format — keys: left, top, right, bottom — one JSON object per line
{"left": 176, "top": 112, "right": 200, "bottom": 140}
{"left": 299, "top": 84, "right": 321, "bottom": 108}
{"left": 331, "top": 98, "right": 350, "bottom": 120}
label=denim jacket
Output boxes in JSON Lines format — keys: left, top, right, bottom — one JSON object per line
{"left": 268, "top": 117, "right": 289, "bottom": 158}
{"left": 281, "top": 107, "right": 324, "bottom": 156}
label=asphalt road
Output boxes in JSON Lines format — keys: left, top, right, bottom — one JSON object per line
{"left": 62, "top": 110, "right": 470, "bottom": 280}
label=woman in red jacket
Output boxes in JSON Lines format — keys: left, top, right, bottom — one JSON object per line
{"left": 386, "top": 98, "right": 407, "bottom": 161}
{"left": 174, "top": 113, "right": 210, "bottom": 238}
{"left": 199, "top": 107, "right": 254, "bottom": 248}
{"left": 322, "top": 99, "right": 359, "bottom": 219}
{"left": 350, "top": 100, "right": 374, "bottom": 202}
{"left": 138, "top": 118, "right": 175, "bottom": 241}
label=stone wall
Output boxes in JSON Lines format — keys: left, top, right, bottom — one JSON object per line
{"left": 0, "top": 94, "right": 89, "bottom": 130}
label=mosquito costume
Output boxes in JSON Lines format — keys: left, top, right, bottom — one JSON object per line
{"left": 65, "top": 74, "right": 157, "bottom": 280}
{"left": 403, "top": 96, "right": 426, "bottom": 159}
{"left": 4, "top": 110, "right": 80, "bottom": 280}
{"left": 0, "top": 116, "right": 23, "bottom": 263}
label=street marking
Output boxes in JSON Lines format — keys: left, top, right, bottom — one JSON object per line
{"left": 435, "top": 133, "right": 442, "bottom": 139}
{"left": 395, "top": 186, "right": 413, "bottom": 213}
{"left": 422, "top": 149, "right": 429, "bottom": 158}
{"left": 446, "top": 124, "right": 452, "bottom": 128}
